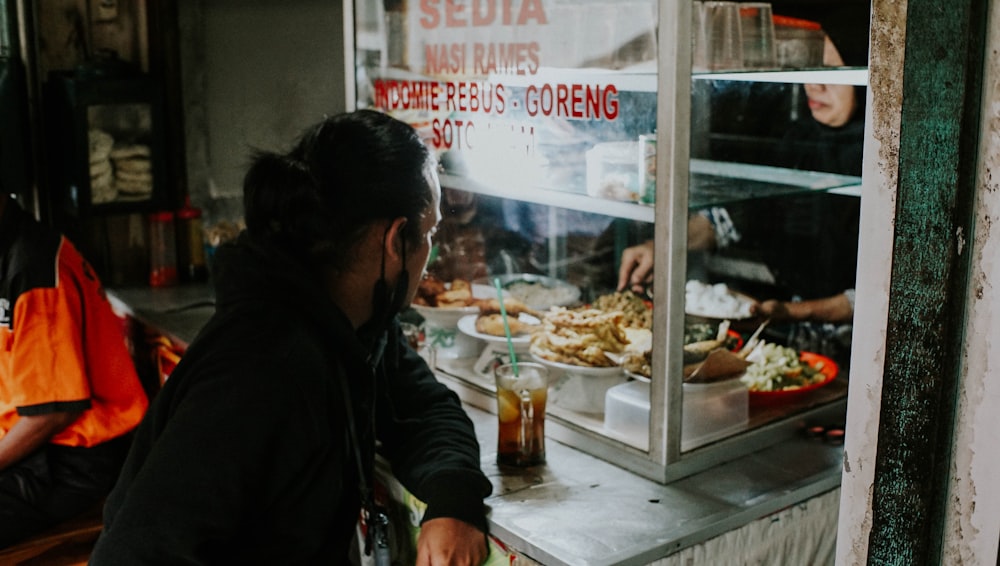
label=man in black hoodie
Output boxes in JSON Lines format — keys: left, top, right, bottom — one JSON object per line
{"left": 91, "top": 110, "right": 492, "bottom": 565}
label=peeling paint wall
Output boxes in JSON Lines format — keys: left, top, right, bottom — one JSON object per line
{"left": 838, "top": 0, "right": 1000, "bottom": 563}
{"left": 943, "top": 0, "right": 1000, "bottom": 561}
{"left": 835, "top": 0, "right": 906, "bottom": 563}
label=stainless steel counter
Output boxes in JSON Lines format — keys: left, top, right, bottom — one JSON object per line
{"left": 109, "top": 285, "right": 843, "bottom": 565}
{"left": 461, "top": 396, "right": 841, "bottom": 565}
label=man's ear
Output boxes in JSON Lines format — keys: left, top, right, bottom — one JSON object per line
{"left": 383, "top": 216, "right": 409, "bottom": 264}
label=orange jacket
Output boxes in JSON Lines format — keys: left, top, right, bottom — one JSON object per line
{"left": 0, "top": 203, "right": 147, "bottom": 447}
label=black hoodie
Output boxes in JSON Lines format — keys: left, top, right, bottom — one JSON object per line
{"left": 92, "top": 234, "right": 491, "bottom": 565}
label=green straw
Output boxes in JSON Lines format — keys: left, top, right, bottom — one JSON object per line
{"left": 493, "top": 277, "right": 519, "bottom": 376}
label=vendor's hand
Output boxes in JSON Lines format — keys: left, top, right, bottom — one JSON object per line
{"left": 617, "top": 240, "right": 655, "bottom": 293}
{"left": 416, "top": 517, "right": 488, "bottom": 566}
{"left": 753, "top": 293, "right": 854, "bottom": 324}
{"left": 752, "top": 299, "right": 791, "bottom": 322}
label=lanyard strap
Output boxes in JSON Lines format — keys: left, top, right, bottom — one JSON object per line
{"left": 336, "top": 368, "right": 372, "bottom": 505}
{"left": 335, "top": 363, "right": 389, "bottom": 560}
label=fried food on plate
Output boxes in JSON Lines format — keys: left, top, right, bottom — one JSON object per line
{"left": 414, "top": 276, "right": 476, "bottom": 307}
{"left": 529, "top": 307, "right": 630, "bottom": 367}
{"left": 475, "top": 297, "right": 540, "bottom": 319}
{"left": 474, "top": 313, "right": 539, "bottom": 337}
{"left": 591, "top": 290, "right": 652, "bottom": 329}
{"left": 436, "top": 287, "right": 473, "bottom": 307}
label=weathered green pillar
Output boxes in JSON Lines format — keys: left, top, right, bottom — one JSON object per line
{"left": 867, "top": 0, "right": 989, "bottom": 563}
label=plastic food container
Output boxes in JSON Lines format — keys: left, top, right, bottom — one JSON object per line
{"left": 586, "top": 141, "right": 640, "bottom": 201}
{"left": 772, "top": 15, "right": 825, "bottom": 68}
{"left": 604, "top": 378, "right": 748, "bottom": 450}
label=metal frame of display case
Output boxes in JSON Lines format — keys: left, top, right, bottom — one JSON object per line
{"left": 345, "top": 0, "right": 857, "bottom": 484}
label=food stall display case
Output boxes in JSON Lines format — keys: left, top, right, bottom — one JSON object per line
{"left": 350, "top": 0, "right": 861, "bottom": 483}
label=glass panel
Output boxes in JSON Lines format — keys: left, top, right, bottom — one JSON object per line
{"left": 358, "top": 0, "right": 660, "bottom": 452}
{"left": 87, "top": 103, "right": 155, "bottom": 205}
{"left": 681, "top": 5, "right": 866, "bottom": 449}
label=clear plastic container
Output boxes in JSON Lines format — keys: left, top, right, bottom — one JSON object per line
{"left": 772, "top": 15, "right": 825, "bottom": 68}
{"left": 586, "top": 141, "right": 640, "bottom": 201}
{"left": 604, "top": 378, "right": 749, "bottom": 450}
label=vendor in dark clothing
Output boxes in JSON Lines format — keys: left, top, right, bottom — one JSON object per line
{"left": 617, "top": 7, "right": 869, "bottom": 363}
{"left": 619, "top": 7, "right": 869, "bottom": 301}
{"left": 91, "top": 110, "right": 492, "bottom": 565}
{"left": 753, "top": 8, "right": 868, "bottom": 312}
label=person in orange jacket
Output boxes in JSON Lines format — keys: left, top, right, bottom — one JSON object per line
{"left": 0, "top": 188, "right": 148, "bottom": 548}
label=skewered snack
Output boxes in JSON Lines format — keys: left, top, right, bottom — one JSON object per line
{"left": 529, "top": 307, "right": 630, "bottom": 367}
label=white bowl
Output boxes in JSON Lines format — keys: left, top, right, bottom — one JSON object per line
{"left": 474, "top": 274, "right": 581, "bottom": 311}
{"left": 411, "top": 303, "right": 479, "bottom": 328}
{"left": 409, "top": 308, "right": 476, "bottom": 360}
{"left": 410, "top": 284, "right": 498, "bottom": 359}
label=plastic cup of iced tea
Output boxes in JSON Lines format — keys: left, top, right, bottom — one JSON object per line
{"left": 494, "top": 362, "right": 548, "bottom": 467}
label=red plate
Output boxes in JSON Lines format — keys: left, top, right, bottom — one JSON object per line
{"left": 748, "top": 351, "right": 839, "bottom": 407}
{"left": 726, "top": 329, "right": 744, "bottom": 351}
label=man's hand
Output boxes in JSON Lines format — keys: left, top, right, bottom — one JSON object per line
{"left": 416, "top": 517, "right": 488, "bottom": 566}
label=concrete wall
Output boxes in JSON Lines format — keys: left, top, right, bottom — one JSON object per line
{"left": 178, "top": 0, "right": 349, "bottom": 225}
{"left": 943, "top": 0, "right": 1000, "bottom": 560}
{"left": 838, "top": 0, "right": 1000, "bottom": 563}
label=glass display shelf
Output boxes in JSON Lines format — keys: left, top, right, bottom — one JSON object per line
{"left": 494, "top": 66, "right": 869, "bottom": 88}
{"left": 694, "top": 67, "right": 868, "bottom": 86}
{"left": 689, "top": 159, "right": 862, "bottom": 207}
{"left": 439, "top": 158, "right": 860, "bottom": 221}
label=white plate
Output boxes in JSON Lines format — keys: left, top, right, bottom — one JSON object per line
{"left": 456, "top": 314, "right": 539, "bottom": 346}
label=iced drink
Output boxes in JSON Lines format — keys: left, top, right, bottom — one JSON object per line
{"left": 494, "top": 362, "right": 548, "bottom": 467}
